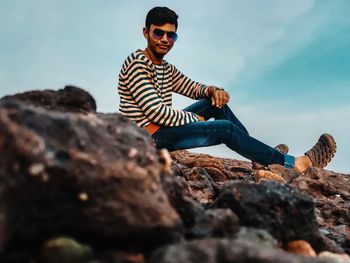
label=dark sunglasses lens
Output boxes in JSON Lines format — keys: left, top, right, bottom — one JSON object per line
{"left": 167, "top": 32, "right": 178, "bottom": 42}
{"left": 153, "top": 29, "right": 164, "bottom": 39}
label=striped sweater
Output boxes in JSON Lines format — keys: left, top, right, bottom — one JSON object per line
{"left": 118, "top": 50, "right": 211, "bottom": 127}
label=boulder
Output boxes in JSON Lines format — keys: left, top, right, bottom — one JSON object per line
{"left": 211, "top": 181, "right": 334, "bottom": 252}
{"left": 187, "top": 208, "right": 239, "bottom": 239}
{"left": 292, "top": 168, "right": 350, "bottom": 254}
{"left": 149, "top": 238, "right": 330, "bottom": 263}
{"left": 160, "top": 172, "right": 205, "bottom": 229}
{"left": 0, "top": 98, "right": 181, "bottom": 252}
{"left": 2, "top": 85, "right": 97, "bottom": 113}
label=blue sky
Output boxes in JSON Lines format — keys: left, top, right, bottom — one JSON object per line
{"left": 1, "top": 0, "right": 349, "bottom": 173}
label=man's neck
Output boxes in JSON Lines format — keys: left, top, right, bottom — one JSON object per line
{"left": 144, "top": 48, "right": 163, "bottom": 65}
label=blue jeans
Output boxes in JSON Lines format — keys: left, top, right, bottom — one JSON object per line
{"left": 152, "top": 98, "right": 293, "bottom": 167}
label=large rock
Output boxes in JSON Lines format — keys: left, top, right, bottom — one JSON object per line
{"left": 1, "top": 85, "right": 97, "bottom": 113}
{"left": 172, "top": 150, "right": 350, "bottom": 254}
{"left": 0, "top": 98, "right": 181, "bottom": 252}
{"left": 292, "top": 168, "right": 350, "bottom": 254}
{"left": 161, "top": 171, "right": 240, "bottom": 240}
{"left": 160, "top": 172, "right": 205, "bottom": 229}
{"left": 186, "top": 208, "right": 239, "bottom": 239}
{"left": 149, "top": 238, "right": 330, "bottom": 263}
{"left": 211, "top": 181, "right": 337, "bottom": 252}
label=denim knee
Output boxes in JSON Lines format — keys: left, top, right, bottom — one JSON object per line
{"left": 214, "top": 120, "right": 247, "bottom": 148}
{"left": 214, "top": 120, "right": 237, "bottom": 141}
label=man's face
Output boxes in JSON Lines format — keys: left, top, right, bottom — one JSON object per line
{"left": 143, "top": 23, "right": 177, "bottom": 57}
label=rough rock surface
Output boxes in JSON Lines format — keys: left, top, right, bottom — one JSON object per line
{"left": 0, "top": 86, "right": 349, "bottom": 263}
{"left": 149, "top": 238, "right": 330, "bottom": 263}
{"left": 211, "top": 181, "right": 328, "bottom": 252}
{"left": 1, "top": 85, "right": 97, "bottom": 113}
{"left": 0, "top": 92, "right": 181, "bottom": 255}
{"left": 171, "top": 150, "right": 350, "bottom": 255}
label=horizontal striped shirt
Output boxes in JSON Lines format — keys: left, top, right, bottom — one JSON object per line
{"left": 118, "top": 49, "right": 211, "bottom": 127}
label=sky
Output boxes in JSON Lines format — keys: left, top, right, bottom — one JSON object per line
{"left": 1, "top": 0, "right": 349, "bottom": 173}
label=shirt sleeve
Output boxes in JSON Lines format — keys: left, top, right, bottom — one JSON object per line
{"left": 123, "top": 59, "right": 199, "bottom": 127}
{"left": 171, "top": 65, "right": 211, "bottom": 99}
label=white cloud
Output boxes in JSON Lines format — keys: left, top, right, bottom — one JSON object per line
{"left": 166, "top": 0, "right": 320, "bottom": 85}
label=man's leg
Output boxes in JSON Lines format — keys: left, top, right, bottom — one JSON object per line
{"left": 181, "top": 98, "right": 292, "bottom": 168}
{"left": 153, "top": 99, "right": 336, "bottom": 172}
{"left": 182, "top": 98, "right": 249, "bottom": 135}
{"left": 152, "top": 119, "right": 286, "bottom": 167}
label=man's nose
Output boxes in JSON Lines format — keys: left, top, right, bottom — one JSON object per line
{"left": 160, "top": 33, "right": 169, "bottom": 42}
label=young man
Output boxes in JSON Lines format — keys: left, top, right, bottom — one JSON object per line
{"left": 118, "top": 6, "right": 336, "bottom": 173}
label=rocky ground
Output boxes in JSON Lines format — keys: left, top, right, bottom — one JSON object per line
{"left": 0, "top": 86, "right": 349, "bottom": 263}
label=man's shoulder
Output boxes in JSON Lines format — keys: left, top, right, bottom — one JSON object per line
{"left": 162, "top": 60, "right": 175, "bottom": 71}
{"left": 121, "top": 50, "right": 150, "bottom": 72}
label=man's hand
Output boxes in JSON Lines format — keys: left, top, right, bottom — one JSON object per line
{"left": 211, "top": 89, "right": 230, "bottom": 108}
{"left": 196, "top": 114, "right": 205, "bottom": 122}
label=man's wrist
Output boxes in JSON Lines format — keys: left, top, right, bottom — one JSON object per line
{"left": 207, "top": 86, "right": 224, "bottom": 97}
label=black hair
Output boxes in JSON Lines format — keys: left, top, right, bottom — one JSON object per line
{"left": 145, "top": 7, "right": 178, "bottom": 30}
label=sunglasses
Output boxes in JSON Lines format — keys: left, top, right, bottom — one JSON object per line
{"left": 151, "top": 28, "right": 178, "bottom": 43}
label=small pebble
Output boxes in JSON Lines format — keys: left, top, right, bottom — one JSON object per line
{"left": 150, "top": 183, "right": 158, "bottom": 192}
{"left": 128, "top": 148, "right": 138, "bottom": 158}
{"left": 42, "top": 174, "right": 49, "bottom": 183}
{"left": 319, "top": 228, "right": 330, "bottom": 235}
{"left": 78, "top": 193, "right": 89, "bottom": 202}
{"left": 28, "top": 163, "right": 45, "bottom": 176}
{"left": 286, "top": 240, "right": 316, "bottom": 257}
{"left": 41, "top": 236, "right": 94, "bottom": 263}
{"left": 333, "top": 225, "right": 348, "bottom": 232}
{"left": 147, "top": 153, "right": 156, "bottom": 162}
{"left": 319, "top": 251, "right": 350, "bottom": 263}
{"left": 159, "top": 149, "right": 172, "bottom": 173}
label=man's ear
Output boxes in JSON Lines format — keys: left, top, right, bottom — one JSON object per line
{"left": 143, "top": 27, "right": 148, "bottom": 39}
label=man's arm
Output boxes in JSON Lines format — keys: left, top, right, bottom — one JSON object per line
{"left": 121, "top": 59, "right": 199, "bottom": 127}
{"left": 171, "top": 65, "right": 210, "bottom": 99}
{"left": 171, "top": 65, "right": 230, "bottom": 107}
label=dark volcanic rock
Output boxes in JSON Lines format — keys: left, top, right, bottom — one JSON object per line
{"left": 170, "top": 150, "right": 253, "bottom": 181}
{"left": 234, "top": 227, "right": 278, "bottom": 248}
{"left": 169, "top": 150, "right": 256, "bottom": 204}
{"left": 292, "top": 168, "right": 350, "bottom": 254}
{"left": 1, "top": 85, "right": 97, "bottom": 113}
{"left": 161, "top": 174, "right": 240, "bottom": 240}
{"left": 169, "top": 157, "right": 218, "bottom": 204}
{"left": 160, "top": 172, "right": 205, "bottom": 229}
{"left": 211, "top": 181, "right": 336, "bottom": 253}
{"left": 0, "top": 99, "right": 181, "bottom": 252}
{"left": 172, "top": 150, "right": 350, "bottom": 254}
{"left": 187, "top": 208, "right": 239, "bottom": 239}
{"left": 148, "top": 238, "right": 330, "bottom": 263}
